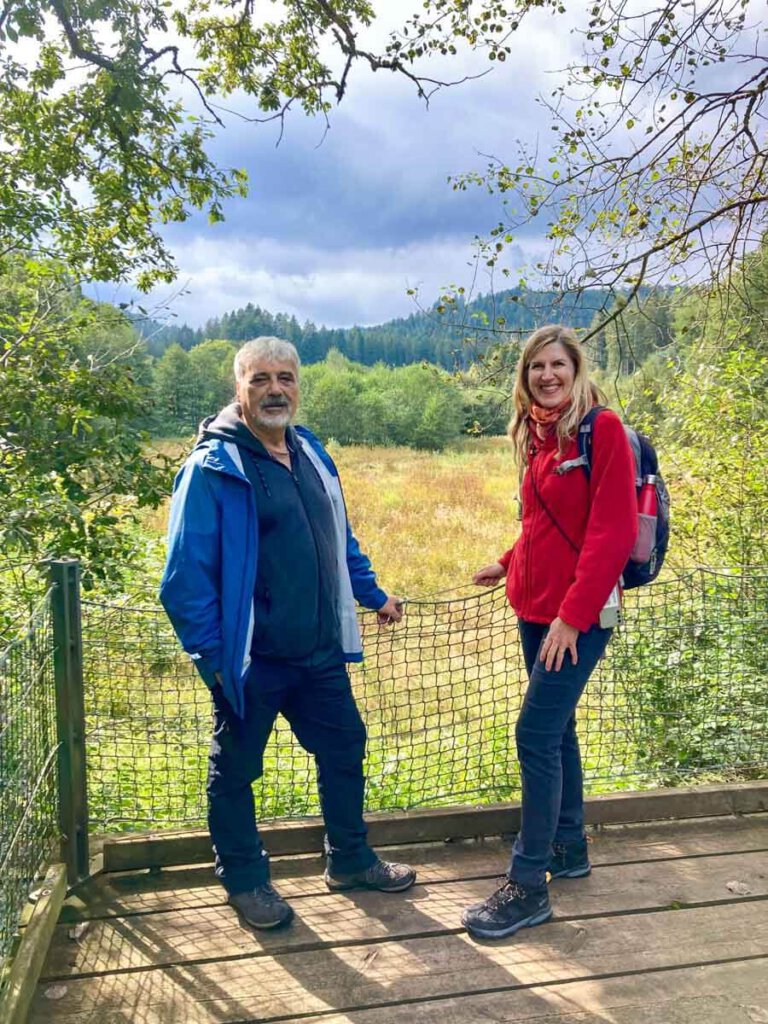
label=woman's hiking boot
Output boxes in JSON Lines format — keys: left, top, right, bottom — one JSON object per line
{"left": 548, "top": 837, "right": 591, "bottom": 879}
{"left": 461, "top": 879, "right": 552, "bottom": 939}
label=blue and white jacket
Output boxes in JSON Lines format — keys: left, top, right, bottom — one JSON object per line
{"left": 159, "top": 425, "right": 387, "bottom": 718}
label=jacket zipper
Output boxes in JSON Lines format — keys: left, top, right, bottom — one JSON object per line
{"left": 524, "top": 450, "right": 542, "bottom": 615}
{"left": 221, "top": 466, "right": 256, "bottom": 690}
{"left": 288, "top": 463, "right": 323, "bottom": 651}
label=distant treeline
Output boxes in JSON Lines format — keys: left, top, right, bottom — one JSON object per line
{"left": 151, "top": 343, "right": 509, "bottom": 446}
{"left": 135, "top": 288, "right": 615, "bottom": 369}
{"left": 5, "top": 237, "right": 767, "bottom": 605}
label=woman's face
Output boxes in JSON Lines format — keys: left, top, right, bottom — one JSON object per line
{"left": 527, "top": 341, "right": 576, "bottom": 409}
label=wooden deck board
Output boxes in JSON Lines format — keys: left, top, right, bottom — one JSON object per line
{"left": 299, "top": 959, "right": 768, "bottom": 1024}
{"left": 31, "top": 814, "right": 768, "bottom": 1023}
{"left": 61, "top": 814, "right": 768, "bottom": 921}
{"left": 29, "top": 962, "right": 768, "bottom": 1024}
{"left": 40, "top": 848, "right": 768, "bottom": 978}
{"left": 30, "top": 907, "right": 768, "bottom": 1023}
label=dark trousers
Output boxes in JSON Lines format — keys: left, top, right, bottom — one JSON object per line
{"left": 509, "top": 619, "right": 612, "bottom": 889}
{"left": 207, "top": 645, "right": 377, "bottom": 895}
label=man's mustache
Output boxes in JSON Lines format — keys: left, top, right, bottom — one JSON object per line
{"left": 260, "top": 398, "right": 290, "bottom": 410}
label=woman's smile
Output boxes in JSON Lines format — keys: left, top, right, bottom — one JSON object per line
{"left": 527, "top": 341, "right": 576, "bottom": 408}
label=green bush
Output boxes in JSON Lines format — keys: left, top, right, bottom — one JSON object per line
{"left": 300, "top": 353, "right": 466, "bottom": 450}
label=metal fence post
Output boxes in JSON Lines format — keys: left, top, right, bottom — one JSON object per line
{"left": 49, "top": 558, "right": 89, "bottom": 884}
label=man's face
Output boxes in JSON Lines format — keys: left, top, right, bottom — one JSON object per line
{"left": 236, "top": 357, "right": 299, "bottom": 433}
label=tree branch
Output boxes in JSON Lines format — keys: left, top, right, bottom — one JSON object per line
{"left": 49, "top": 0, "right": 117, "bottom": 71}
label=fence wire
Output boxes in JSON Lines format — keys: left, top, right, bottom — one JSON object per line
{"left": 0, "top": 588, "right": 58, "bottom": 996}
{"left": 80, "top": 567, "right": 768, "bottom": 831}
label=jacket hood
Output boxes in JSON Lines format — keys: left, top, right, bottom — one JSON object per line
{"left": 198, "top": 403, "right": 293, "bottom": 457}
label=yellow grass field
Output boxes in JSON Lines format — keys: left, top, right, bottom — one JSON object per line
{"left": 147, "top": 437, "right": 522, "bottom": 598}
{"left": 93, "top": 437, "right": 751, "bottom": 830}
{"left": 95, "top": 437, "right": 530, "bottom": 826}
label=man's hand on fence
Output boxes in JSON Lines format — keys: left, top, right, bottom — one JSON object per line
{"left": 377, "top": 596, "right": 404, "bottom": 626}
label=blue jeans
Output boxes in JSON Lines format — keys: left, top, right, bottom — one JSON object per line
{"left": 207, "top": 645, "right": 377, "bottom": 894}
{"left": 509, "top": 619, "right": 612, "bottom": 889}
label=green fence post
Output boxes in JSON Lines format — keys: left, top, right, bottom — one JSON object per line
{"left": 49, "top": 558, "right": 89, "bottom": 884}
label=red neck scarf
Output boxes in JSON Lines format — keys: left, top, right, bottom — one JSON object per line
{"left": 528, "top": 398, "right": 572, "bottom": 440}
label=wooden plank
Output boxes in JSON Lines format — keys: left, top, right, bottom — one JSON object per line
{"left": 64, "top": 840, "right": 510, "bottom": 921}
{"left": 585, "top": 779, "right": 768, "bottom": 822}
{"left": 101, "top": 781, "right": 768, "bottom": 870}
{"left": 299, "top": 958, "right": 768, "bottom": 1024}
{"left": 29, "top": 901, "right": 768, "bottom": 1022}
{"left": 65, "top": 815, "right": 768, "bottom": 922}
{"left": 40, "top": 848, "right": 768, "bottom": 978}
{"left": 0, "top": 864, "right": 67, "bottom": 1024}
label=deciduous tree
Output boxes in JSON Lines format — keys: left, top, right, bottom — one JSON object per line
{"left": 0, "top": 259, "right": 172, "bottom": 575}
{"left": 399, "top": 1, "right": 767, "bottom": 338}
{"left": 0, "top": 0, "right": 471, "bottom": 288}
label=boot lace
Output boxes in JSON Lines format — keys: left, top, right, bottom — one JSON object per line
{"left": 485, "top": 878, "right": 527, "bottom": 911}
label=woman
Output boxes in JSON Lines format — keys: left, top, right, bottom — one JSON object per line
{"left": 462, "top": 324, "right": 637, "bottom": 940}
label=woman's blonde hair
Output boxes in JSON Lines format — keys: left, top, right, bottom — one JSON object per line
{"left": 508, "top": 324, "right": 599, "bottom": 467}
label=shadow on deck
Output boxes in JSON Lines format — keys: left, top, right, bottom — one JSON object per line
{"left": 29, "top": 811, "right": 768, "bottom": 1023}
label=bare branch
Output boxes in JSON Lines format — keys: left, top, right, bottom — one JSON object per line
{"left": 581, "top": 255, "right": 649, "bottom": 346}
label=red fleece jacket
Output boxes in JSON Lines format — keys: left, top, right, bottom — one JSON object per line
{"left": 499, "top": 408, "right": 638, "bottom": 632}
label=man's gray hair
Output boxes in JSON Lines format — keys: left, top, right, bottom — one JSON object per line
{"left": 234, "top": 336, "right": 301, "bottom": 380}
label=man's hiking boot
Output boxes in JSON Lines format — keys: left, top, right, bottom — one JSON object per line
{"left": 325, "top": 858, "right": 416, "bottom": 893}
{"left": 461, "top": 879, "right": 552, "bottom": 940}
{"left": 548, "top": 837, "right": 591, "bottom": 880}
{"left": 229, "top": 883, "right": 294, "bottom": 930}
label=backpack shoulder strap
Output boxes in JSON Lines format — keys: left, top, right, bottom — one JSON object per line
{"left": 576, "top": 405, "right": 605, "bottom": 480}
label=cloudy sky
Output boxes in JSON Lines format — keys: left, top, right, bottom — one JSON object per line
{"left": 89, "top": 5, "right": 577, "bottom": 329}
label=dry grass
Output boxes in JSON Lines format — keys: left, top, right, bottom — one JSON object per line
{"left": 145, "top": 437, "right": 521, "bottom": 598}
{"left": 96, "top": 438, "right": 745, "bottom": 827}
{"left": 329, "top": 438, "right": 519, "bottom": 598}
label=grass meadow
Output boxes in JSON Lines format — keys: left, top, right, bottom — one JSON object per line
{"left": 86, "top": 436, "right": 534, "bottom": 830}
{"left": 145, "top": 436, "right": 522, "bottom": 598}
{"left": 79, "top": 437, "right": 766, "bottom": 833}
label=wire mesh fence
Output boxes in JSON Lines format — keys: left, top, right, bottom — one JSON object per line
{"left": 80, "top": 567, "right": 768, "bottom": 832}
{"left": 0, "top": 559, "right": 49, "bottom": 649}
{"left": 0, "top": 587, "right": 59, "bottom": 997}
{"left": 0, "top": 561, "right": 766, "bottom": 990}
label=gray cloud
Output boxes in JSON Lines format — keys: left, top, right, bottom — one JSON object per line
{"left": 108, "top": 9, "right": 581, "bottom": 326}
{"left": 93, "top": 234, "right": 534, "bottom": 329}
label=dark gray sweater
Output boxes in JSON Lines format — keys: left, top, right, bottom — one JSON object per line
{"left": 201, "top": 406, "right": 340, "bottom": 660}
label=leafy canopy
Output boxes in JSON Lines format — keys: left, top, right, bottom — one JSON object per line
{"left": 0, "top": 257, "right": 172, "bottom": 573}
{"left": 0, "top": 0, "right": 447, "bottom": 289}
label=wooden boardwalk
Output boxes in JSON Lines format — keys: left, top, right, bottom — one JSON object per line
{"left": 30, "top": 813, "right": 768, "bottom": 1023}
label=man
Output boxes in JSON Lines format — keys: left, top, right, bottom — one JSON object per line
{"left": 160, "top": 336, "right": 415, "bottom": 930}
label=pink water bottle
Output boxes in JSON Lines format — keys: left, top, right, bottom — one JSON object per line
{"left": 631, "top": 474, "right": 658, "bottom": 563}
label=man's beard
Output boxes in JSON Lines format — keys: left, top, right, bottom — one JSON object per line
{"left": 256, "top": 403, "right": 292, "bottom": 428}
